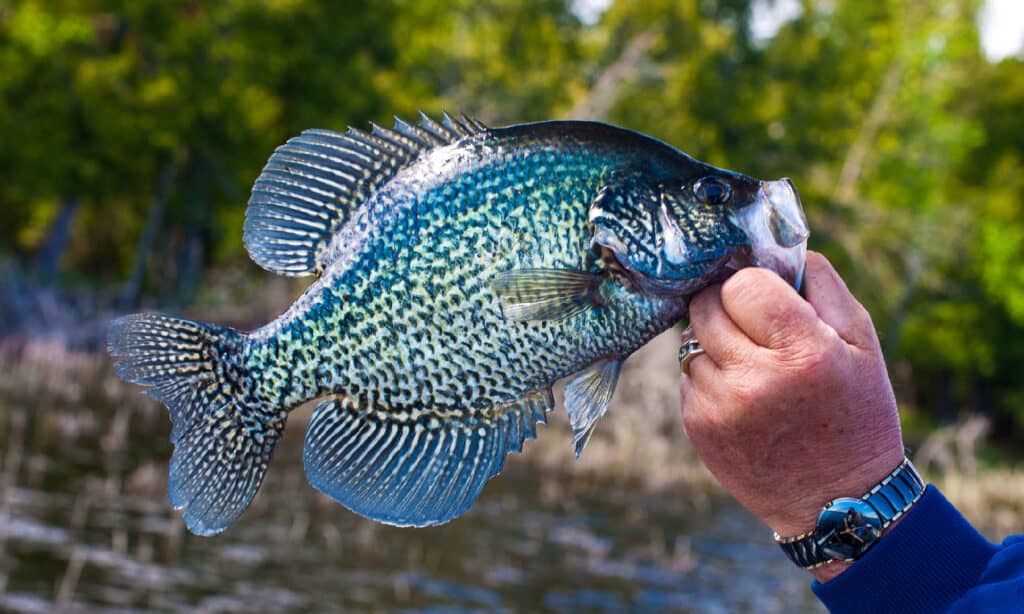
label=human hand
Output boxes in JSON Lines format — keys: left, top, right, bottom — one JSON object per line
{"left": 680, "top": 251, "right": 904, "bottom": 582}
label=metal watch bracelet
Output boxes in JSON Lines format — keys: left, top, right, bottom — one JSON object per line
{"left": 774, "top": 458, "right": 926, "bottom": 570}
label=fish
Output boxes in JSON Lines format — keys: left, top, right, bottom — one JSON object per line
{"left": 108, "top": 112, "right": 810, "bottom": 536}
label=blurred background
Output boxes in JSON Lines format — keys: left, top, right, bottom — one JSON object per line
{"left": 2, "top": 0, "right": 1023, "bottom": 611}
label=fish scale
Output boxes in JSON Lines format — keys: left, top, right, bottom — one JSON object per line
{"left": 108, "top": 113, "right": 809, "bottom": 535}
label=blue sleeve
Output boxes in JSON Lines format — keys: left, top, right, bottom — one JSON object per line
{"left": 811, "top": 486, "right": 1008, "bottom": 613}
{"left": 949, "top": 534, "right": 1024, "bottom": 611}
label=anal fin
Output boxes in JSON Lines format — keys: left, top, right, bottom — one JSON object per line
{"left": 303, "top": 390, "right": 553, "bottom": 527}
{"left": 564, "top": 358, "right": 623, "bottom": 459}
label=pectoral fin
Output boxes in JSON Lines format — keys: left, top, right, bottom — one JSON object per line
{"left": 490, "top": 268, "right": 605, "bottom": 321}
{"left": 564, "top": 357, "right": 623, "bottom": 458}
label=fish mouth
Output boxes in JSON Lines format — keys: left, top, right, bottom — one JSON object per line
{"left": 731, "top": 178, "right": 810, "bottom": 291}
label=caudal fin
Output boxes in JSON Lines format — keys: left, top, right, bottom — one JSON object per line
{"left": 108, "top": 313, "right": 285, "bottom": 536}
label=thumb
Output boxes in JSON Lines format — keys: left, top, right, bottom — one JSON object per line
{"left": 719, "top": 266, "right": 821, "bottom": 350}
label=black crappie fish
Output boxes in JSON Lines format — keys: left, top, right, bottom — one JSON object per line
{"left": 108, "top": 112, "right": 809, "bottom": 536}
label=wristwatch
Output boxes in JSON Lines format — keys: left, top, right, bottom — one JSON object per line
{"left": 774, "top": 458, "right": 925, "bottom": 569}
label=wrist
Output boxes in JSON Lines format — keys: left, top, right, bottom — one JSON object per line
{"left": 810, "top": 560, "right": 851, "bottom": 583}
{"left": 771, "top": 457, "right": 923, "bottom": 576}
{"left": 761, "top": 445, "right": 906, "bottom": 538}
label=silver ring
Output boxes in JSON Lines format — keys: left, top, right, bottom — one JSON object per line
{"left": 679, "top": 340, "right": 705, "bottom": 375}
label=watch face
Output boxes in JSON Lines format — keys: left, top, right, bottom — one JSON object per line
{"left": 815, "top": 498, "right": 883, "bottom": 561}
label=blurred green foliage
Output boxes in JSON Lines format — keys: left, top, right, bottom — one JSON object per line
{"left": 3, "top": 0, "right": 1024, "bottom": 432}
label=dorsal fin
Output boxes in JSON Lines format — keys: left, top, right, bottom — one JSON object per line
{"left": 244, "top": 112, "right": 488, "bottom": 276}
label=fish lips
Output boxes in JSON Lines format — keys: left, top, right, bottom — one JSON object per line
{"left": 730, "top": 178, "right": 810, "bottom": 291}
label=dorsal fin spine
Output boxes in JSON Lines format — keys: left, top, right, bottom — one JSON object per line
{"left": 418, "top": 111, "right": 455, "bottom": 140}
{"left": 265, "top": 161, "right": 352, "bottom": 195}
{"left": 344, "top": 127, "right": 393, "bottom": 158}
{"left": 270, "top": 152, "right": 360, "bottom": 186}
{"left": 377, "top": 126, "right": 421, "bottom": 151}
{"left": 441, "top": 110, "right": 471, "bottom": 137}
{"left": 258, "top": 176, "right": 350, "bottom": 207}
{"left": 303, "top": 131, "right": 378, "bottom": 165}
{"left": 370, "top": 123, "right": 421, "bottom": 156}
{"left": 257, "top": 174, "right": 350, "bottom": 206}
{"left": 251, "top": 185, "right": 330, "bottom": 215}
{"left": 393, "top": 116, "right": 437, "bottom": 147}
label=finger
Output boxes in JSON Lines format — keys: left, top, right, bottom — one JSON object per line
{"left": 686, "top": 343, "right": 718, "bottom": 382}
{"left": 679, "top": 344, "right": 720, "bottom": 440}
{"left": 688, "top": 285, "right": 758, "bottom": 367}
{"left": 720, "top": 267, "right": 821, "bottom": 350}
{"left": 679, "top": 370, "right": 692, "bottom": 400}
{"left": 802, "top": 251, "right": 877, "bottom": 349}
{"left": 678, "top": 333, "right": 713, "bottom": 398}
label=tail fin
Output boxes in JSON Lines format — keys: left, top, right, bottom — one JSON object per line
{"left": 107, "top": 313, "right": 284, "bottom": 536}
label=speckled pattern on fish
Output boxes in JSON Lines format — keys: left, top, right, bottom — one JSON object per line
{"left": 108, "top": 113, "right": 809, "bottom": 535}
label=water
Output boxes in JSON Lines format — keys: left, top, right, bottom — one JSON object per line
{"left": 0, "top": 342, "right": 823, "bottom": 613}
{"left": 1, "top": 429, "right": 821, "bottom": 612}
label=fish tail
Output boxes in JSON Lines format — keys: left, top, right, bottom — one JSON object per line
{"left": 107, "top": 313, "right": 286, "bottom": 536}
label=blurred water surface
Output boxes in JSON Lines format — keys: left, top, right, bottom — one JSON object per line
{"left": 0, "top": 340, "right": 821, "bottom": 613}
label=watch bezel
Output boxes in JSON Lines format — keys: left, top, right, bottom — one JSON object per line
{"left": 815, "top": 497, "right": 884, "bottom": 562}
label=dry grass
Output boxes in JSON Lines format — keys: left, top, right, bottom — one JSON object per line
{"left": 913, "top": 415, "right": 1024, "bottom": 537}
{"left": 1, "top": 322, "right": 1022, "bottom": 543}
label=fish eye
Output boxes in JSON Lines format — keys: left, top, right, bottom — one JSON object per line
{"left": 693, "top": 177, "right": 732, "bottom": 205}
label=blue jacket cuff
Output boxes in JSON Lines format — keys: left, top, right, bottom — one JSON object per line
{"left": 811, "top": 486, "right": 998, "bottom": 613}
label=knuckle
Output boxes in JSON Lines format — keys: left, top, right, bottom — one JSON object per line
{"left": 681, "top": 395, "right": 714, "bottom": 437}
{"left": 764, "top": 305, "right": 809, "bottom": 346}
{"left": 857, "top": 304, "right": 874, "bottom": 328}
{"left": 780, "top": 334, "right": 843, "bottom": 378}
{"left": 717, "top": 342, "right": 752, "bottom": 368}
{"left": 681, "top": 404, "right": 701, "bottom": 436}
{"left": 854, "top": 304, "right": 879, "bottom": 341}
{"left": 726, "top": 372, "right": 763, "bottom": 407}
{"left": 723, "top": 355, "right": 760, "bottom": 387}
{"left": 800, "top": 346, "right": 833, "bottom": 377}
{"left": 764, "top": 321, "right": 797, "bottom": 349}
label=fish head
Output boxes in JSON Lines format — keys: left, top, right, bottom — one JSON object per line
{"left": 589, "top": 170, "right": 809, "bottom": 295}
